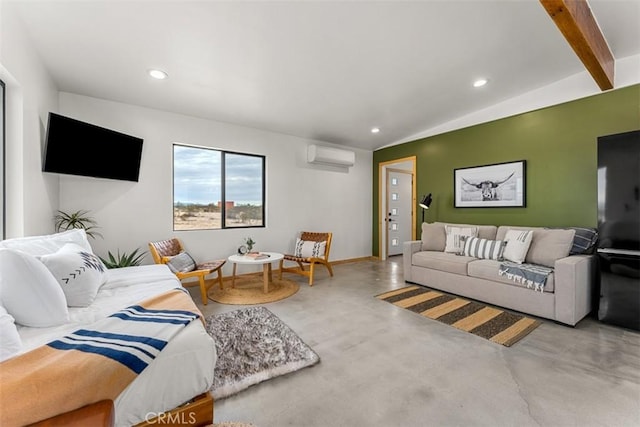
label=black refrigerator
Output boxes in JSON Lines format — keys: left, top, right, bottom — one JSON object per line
{"left": 596, "top": 129, "right": 640, "bottom": 331}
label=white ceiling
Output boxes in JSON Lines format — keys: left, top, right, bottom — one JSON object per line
{"left": 8, "top": 0, "right": 640, "bottom": 150}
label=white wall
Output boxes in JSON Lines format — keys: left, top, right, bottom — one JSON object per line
{"left": 388, "top": 53, "right": 640, "bottom": 148}
{"left": 58, "top": 93, "right": 372, "bottom": 274}
{"left": 0, "top": 1, "right": 60, "bottom": 238}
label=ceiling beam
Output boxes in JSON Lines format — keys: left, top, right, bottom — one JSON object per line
{"left": 540, "top": 0, "right": 614, "bottom": 91}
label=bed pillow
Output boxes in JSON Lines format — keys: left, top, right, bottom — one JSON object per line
{"left": 421, "top": 222, "right": 446, "bottom": 251}
{"left": 444, "top": 226, "right": 478, "bottom": 254}
{"left": 0, "top": 228, "right": 93, "bottom": 257}
{"left": 0, "top": 249, "right": 69, "bottom": 327}
{"left": 294, "top": 239, "right": 327, "bottom": 258}
{"left": 502, "top": 229, "right": 534, "bottom": 264}
{"left": 0, "top": 305, "right": 22, "bottom": 362}
{"left": 38, "top": 243, "right": 107, "bottom": 307}
{"left": 166, "top": 252, "right": 196, "bottom": 273}
{"left": 462, "top": 237, "right": 507, "bottom": 260}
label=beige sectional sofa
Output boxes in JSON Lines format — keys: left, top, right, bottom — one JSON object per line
{"left": 403, "top": 222, "right": 596, "bottom": 326}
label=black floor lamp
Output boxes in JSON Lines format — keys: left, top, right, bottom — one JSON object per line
{"left": 419, "top": 193, "right": 433, "bottom": 223}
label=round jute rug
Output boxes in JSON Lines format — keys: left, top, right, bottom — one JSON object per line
{"left": 208, "top": 275, "right": 299, "bottom": 305}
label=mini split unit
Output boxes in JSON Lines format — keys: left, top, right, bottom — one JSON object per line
{"left": 307, "top": 145, "right": 356, "bottom": 167}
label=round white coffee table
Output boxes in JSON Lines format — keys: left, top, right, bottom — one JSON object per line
{"left": 227, "top": 252, "right": 284, "bottom": 293}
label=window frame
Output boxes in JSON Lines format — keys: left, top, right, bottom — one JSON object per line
{"left": 172, "top": 143, "right": 266, "bottom": 231}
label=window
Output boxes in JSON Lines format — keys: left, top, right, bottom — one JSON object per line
{"left": 173, "top": 144, "right": 265, "bottom": 230}
{"left": 1, "top": 79, "right": 5, "bottom": 239}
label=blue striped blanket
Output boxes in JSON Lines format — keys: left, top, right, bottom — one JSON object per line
{"left": 48, "top": 292, "right": 199, "bottom": 374}
{"left": 498, "top": 261, "right": 554, "bottom": 292}
{"left": 0, "top": 287, "right": 202, "bottom": 426}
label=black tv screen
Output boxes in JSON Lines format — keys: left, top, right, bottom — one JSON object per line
{"left": 43, "top": 112, "right": 143, "bottom": 182}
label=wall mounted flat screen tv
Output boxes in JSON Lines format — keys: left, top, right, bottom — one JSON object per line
{"left": 43, "top": 112, "right": 143, "bottom": 182}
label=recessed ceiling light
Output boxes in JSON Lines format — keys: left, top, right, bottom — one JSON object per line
{"left": 148, "top": 69, "right": 168, "bottom": 80}
{"left": 371, "top": 127, "right": 380, "bottom": 134}
{"left": 473, "top": 78, "right": 488, "bottom": 88}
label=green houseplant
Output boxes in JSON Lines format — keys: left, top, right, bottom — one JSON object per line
{"left": 54, "top": 209, "right": 103, "bottom": 239}
{"left": 99, "top": 248, "right": 146, "bottom": 269}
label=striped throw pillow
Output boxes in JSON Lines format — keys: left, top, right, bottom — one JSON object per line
{"left": 463, "top": 237, "right": 507, "bottom": 260}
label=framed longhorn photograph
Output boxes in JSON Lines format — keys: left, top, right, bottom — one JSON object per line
{"left": 454, "top": 160, "right": 526, "bottom": 208}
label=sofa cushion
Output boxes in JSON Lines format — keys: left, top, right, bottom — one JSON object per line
{"left": 467, "top": 259, "right": 555, "bottom": 293}
{"left": 462, "top": 237, "right": 507, "bottom": 260}
{"left": 526, "top": 228, "right": 575, "bottom": 267}
{"left": 437, "top": 222, "right": 497, "bottom": 240}
{"left": 412, "top": 251, "right": 476, "bottom": 275}
{"left": 421, "top": 222, "right": 446, "bottom": 251}
{"left": 444, "top": 226, "right": 478, "bottom": 254}
{"left": 38, "top": 243, "right": 108, "bottom": 307}
{"left": 0, "top": 249, "right": 69, "bottom": 327}
{"left": 503, "top": 229, "right": 533, "bottom": 264}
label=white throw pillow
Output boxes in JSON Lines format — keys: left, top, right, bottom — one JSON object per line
{"left": 0, "top": 249, "right": 69, "bottom": 327}
{"left": 0, "top": 305, "right": 22, "bottom": 362}
{"left": 502, "top": 229, "right": 534, "bottom": 264}
{"left": 294, "top": 239, "right": 327, "bottom": 258}
{"left": 463, "top": 237, "right": 507, "bottom": 260}
{"left": 39, "top": 243, "right": 107, "bottom": 307}
{"left": 444, "top": 226, "right": 478, "bottom": 254}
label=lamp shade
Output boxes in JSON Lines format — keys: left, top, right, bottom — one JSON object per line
{"left": 419, "top": 193, "right": 433, "bottom": 210}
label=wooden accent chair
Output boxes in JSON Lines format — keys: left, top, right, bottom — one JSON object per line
{"left": 279, "top": 232, "right": 334, "bottom": 286}
{"left": 148, "top": 238, "right": 225, "bottom": 305}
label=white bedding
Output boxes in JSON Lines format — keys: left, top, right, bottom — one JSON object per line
{"left": 17, "top": 264, "right": 216, "bottom": 427}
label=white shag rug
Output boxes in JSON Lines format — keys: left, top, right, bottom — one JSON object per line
{"left": 205, "top": 306, "right": 320, "bottom": 399}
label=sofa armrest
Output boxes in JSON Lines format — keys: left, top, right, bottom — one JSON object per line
{"left": 403, "top": 240, "right": 422, "bottom": 282}
{"left": 554, "top": 255, "right": 594, "bottom": 326}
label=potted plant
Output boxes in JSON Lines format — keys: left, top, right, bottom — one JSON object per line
{"left": 99, "top": 248, "right": 146, "bottom": 269}
{"left": 54, "top": 209, "right": 102, "bottom": 239}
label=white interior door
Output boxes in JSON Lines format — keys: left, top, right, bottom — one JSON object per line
{"left": 386, "top": 170, "right": 412, "bottom": 256}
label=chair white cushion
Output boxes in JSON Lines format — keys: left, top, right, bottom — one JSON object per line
{"left": 166, "top": 252, "right": 196, "bottom": 273}
{"left": 444, "top": 226, "right": 478, "bottom": 254}
{"left": 503, "top": 229, "right": 534, "bottom": 264}
{"left": 294, "top": 239, "right": 327, "bottom": 258}
{"left": 0, "top": 305, "right": 22, "bottom": 362}
{"left": 38, "top": 243, "right": 108, "bottom": 307}
{"left": 0, "top": 249, "right": 69, "bottom": 327}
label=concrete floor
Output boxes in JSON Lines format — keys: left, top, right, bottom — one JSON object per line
{"left": 193, "top": 257, "right": 640, "bottom": 427}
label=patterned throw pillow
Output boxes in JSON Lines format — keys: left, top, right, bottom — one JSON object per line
{"left": 568, "top": 227, "right": 599, "bottom": 255}
{"left": 39, "top": 243, "right": 107, "bottom": 307}
{"left": 294, "top": 239, "right": 327, "bottom": 258}
{"left": 502, "top": 229, "right": 533, "bottom": 264}
{"left": 166, "top": 252, "right": 196, "bottom": 273}
{"left": 463, "top": 237, "right": 507, "bottom": 260}
{"left": 444, "top": 226, "right": 478, "bottom": 254}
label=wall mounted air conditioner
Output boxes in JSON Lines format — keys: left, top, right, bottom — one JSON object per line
{"left": 307, "top": 145, "right": 356, "bottom": 167}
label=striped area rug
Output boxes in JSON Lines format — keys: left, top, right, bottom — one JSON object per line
{"left": 376, "top": 285, "right": 541, "bottom": 347}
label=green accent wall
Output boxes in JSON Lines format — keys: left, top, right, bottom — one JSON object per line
{"left": 372, "top": 84, "right": 640, "bottom": 257}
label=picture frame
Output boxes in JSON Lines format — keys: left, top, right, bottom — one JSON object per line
{"left": 454, "top": 160, "right": 526, "bottom": 208}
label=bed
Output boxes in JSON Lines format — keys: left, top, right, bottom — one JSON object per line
{"left": 0, "top": 230, "right": 216, "bottom": 426}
